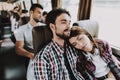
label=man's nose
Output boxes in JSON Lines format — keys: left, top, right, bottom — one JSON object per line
{"left": 66, "top": 21, "right": 71, "bottom": 28}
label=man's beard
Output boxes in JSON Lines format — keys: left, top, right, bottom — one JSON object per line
{"left": 33, "top": 18, "right": 40, "bottom": 23}
{"left": 56, "top": 32, "right": 70, "bottom": 40}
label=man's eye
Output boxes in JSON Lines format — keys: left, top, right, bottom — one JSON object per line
{"left": 61, "top": 21, "right": 66, "bottom": 24}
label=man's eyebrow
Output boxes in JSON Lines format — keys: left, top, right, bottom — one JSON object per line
{"left": 60, "top": 19, "right": 67, "bottom": 21}
{"left": 60, "top": 19, "right": 71, "bottom": 22}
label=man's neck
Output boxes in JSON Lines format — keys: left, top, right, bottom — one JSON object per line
{"left": 53, "top": 37, "right": 64, "bottom": 48}
{"left": 29, "top": 20, "right": 37, "bottom": 27}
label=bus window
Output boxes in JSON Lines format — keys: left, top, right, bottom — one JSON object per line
{"left": 62, "top": 0, "right": 79, "bottom": 24}
{"left": 22, "top": 0, "right": 52, "bottom": 12}
{"left": 39, "top": 0, "right": 52, "bottom": 12}
{"left": 91, "top": 0, "right": 120, "bottom": 48}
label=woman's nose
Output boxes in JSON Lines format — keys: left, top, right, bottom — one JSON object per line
{"left": 77, "top": 42, "right": 82, "bottom": 48}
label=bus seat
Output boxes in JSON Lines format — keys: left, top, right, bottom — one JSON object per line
{"left": 32, "top": 25, "right": 53, "bottom": 55}
{"left": 73, "top": 20, "right": 99, "bottom": 38}
{"left": 0, "top": 39, "right": 27, "bottom": 80}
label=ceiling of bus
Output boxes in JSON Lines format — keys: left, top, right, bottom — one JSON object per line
{"left": 0, "top": 0, "right": 19, "bottom": 3}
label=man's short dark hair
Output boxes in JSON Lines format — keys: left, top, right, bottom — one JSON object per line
{"left": 30, "top": 4, "right": 43, "bottom": 11}
{"left": 46, "top": 8, "right": 71, "bottom": 27}
{"left": 42, "top": 11, "right": 48, "bottom": 16}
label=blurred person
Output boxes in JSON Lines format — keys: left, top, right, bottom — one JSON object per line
{"left": 19, "top": 10, "right": 30, "bottom": 26}
{"left": 14, "top": 4, "right": 44, "bottom": 80}
{"left": 13, "top": 6, "right": 19, "bottom": 13}
{"left": 10, "top": 6, "right": 20, "bottom": 32}
{"left": 40, "top": 11, "right": 47, "bottom": 23}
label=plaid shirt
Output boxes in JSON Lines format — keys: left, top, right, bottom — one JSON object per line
{"left": 34, "top": 40, "right": 84, "bottom": 80}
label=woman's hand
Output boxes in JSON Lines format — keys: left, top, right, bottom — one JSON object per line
{"left": 112, "top": 55, "right": 120, "bottom": 68}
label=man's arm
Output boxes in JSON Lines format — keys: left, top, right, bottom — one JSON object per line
{"left": 34, "top": 57, "right": 49, "bottom": 80}
{"left": 15, "top": 40, "right": 34, "bottom": 60}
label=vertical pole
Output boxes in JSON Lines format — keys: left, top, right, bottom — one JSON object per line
{"left": 37, "top": 0, "right": 40, "bottom": 4}
{"left": 23, "top": 1, "right": 26, "bottom": 10}
{"left": 30, "top": 0, "right": 33, "bottom": 5}
{"left": 51, "top": 0, "right": 61, "bottom": 9}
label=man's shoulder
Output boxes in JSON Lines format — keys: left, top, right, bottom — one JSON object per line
{"left": 16, "top": 23, "right": 30, "bottom": 33}
{"left": 14, "top": 23, "right": 30, "bottom": 37}
{"left": 35, "top": 42, "right": 52, "bottom": 60}
{"left": 38, "top": 22, "right": 46, "bottom": 26}
{"left": 19, "top": 23, "right": 29, "bottom": 29}
{"left": 38, "top": 42, "right": 52, "bottom": 55}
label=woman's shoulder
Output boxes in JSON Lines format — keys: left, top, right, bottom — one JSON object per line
{"left": 95, "top": 38, "right": 111, "bottom": 52}
{"left": 95, "top": 38, "right": 108, "bottom": 45}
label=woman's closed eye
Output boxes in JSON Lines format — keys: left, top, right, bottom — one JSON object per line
{"left": 77, "top": 35, "right": 83, "bottom": 41}
{"left": 71, "top": 42, "right": 77, "bottom": 47}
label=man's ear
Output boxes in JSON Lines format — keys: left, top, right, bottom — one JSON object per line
{"left": 29, "top": 10, "right": 33, "bottom": 15}
{"left": 50, "top": 23, "right": 55, "bottom": 31}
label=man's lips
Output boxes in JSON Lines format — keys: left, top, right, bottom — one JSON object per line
{"left": 64, "top": 29, "right": 70, "bottom": 32}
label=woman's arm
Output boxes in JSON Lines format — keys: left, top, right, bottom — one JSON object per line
{"left": 105, "top": 41, "right": 120, "bottom": 68}
{"left": 111, "top": 55, "right": 120, "bottom": 68}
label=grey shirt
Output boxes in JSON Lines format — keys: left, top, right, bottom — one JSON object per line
{"left": 15, "top": 23, "right": 33, "bottom": 49}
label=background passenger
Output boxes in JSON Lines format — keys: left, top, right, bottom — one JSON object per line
{"left": 10, "top": 6, "right": 20, "bottom": 32}
{"left": 14, "top": 4, "right": 44, "bottom": 80}
{"left": 40, "top": 11, "right": 47, "bottom": 23}
{"left": 19, "top": 9, "right": 30, "bottom": 26}
{"left": 69, "top": 26, "right": 120, "bottom": 80}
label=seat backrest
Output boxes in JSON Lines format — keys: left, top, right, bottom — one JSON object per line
{"left": 73, "top": 20, "right": 99, "bottom": 38}
{"left": 32, "top": 25, "right": 53, "bottom": 55}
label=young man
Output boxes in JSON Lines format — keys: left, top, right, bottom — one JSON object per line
{"left": 14, "top": 4, "right": 45, "bottom": 80}
{"left": 34, "top": 8, "right": 85, "bottom": 80}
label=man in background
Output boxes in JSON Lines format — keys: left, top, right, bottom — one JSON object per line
{"left": 14, "top": 4, "right": 44, "bottom": 80}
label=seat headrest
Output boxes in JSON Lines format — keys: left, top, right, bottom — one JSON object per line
{"left": 74, "top": 20, "right": 99, "bottom": 38}
{"left": 32, "top": 25, "right": 53, "bottom": 55}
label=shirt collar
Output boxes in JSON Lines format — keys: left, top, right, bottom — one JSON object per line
{"left": 94, "top": 48, "right": 99, "bottom": 55}
{"left": 52, "top": 40, "right": 64, "bottom": 56}
{"left": 87, "top": 48, "right": 99, "bottom": 57}
{"left": 27, "top": 22, "right": 33, "bottom": 29}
